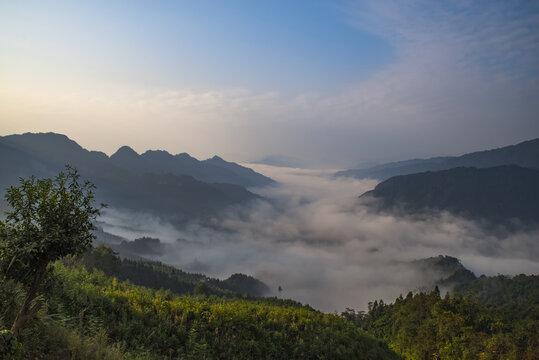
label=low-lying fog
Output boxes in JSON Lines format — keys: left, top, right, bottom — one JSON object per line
{"left": 99, "top": 165, "right": 539, "bottom": 312}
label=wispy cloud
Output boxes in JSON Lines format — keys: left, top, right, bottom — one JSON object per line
{"left": 347, "top": 0, "right": 539, "bottom": 76}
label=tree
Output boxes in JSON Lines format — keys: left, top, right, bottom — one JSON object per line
{"left": 0, "top": 166, "right": 103, "bottom": 335}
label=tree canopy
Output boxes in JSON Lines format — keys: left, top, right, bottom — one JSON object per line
{"left": 0, "top": 166, "right": 102, "bottom": 334}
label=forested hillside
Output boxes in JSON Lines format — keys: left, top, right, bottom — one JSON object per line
{"left": 343, "top": 275, "right": 539, "bottom": 360}
{"left": 80, "top": 244, "right": 270, "bottom": 297}
{"left": 0, "top": 257, "right": 401, "bottom": 359}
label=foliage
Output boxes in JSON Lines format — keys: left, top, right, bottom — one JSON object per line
{"left": 1, "top": 259, "right": 402, "bottom": 359}
{"left": 0, "top": 167, "right": 102, "bottom": 334}
{"left": 0, "top": 329, "right": 22, "bottom": 359}
{"left": 347, "top": 277, "right": 539, "bottom": 360}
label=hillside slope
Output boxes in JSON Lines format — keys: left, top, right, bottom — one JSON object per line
{"left": 0, "top": 259, "right": 402, "bottom": 360}
{"left": 346, "top": 274, "right": 539, "bottom": 360}
{"left": 337, "top": 137, "right": 539, "bottom": 180}
{"left": 360, "top": 165, "right": 539, "bottom": 225}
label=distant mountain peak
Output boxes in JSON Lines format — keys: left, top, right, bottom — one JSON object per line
{"left": 14, "top": 132, "right": 81, "bottom": 147}
{"left": 209, "top": 155, "right": 225, "bottom": 162}
{"left": 175, "top": 152, "right": 196, "bottom": 160}
{"left": 22, "top": 131, "right": 69, "bottom": 139}
{"left": 2, "top": 132, "right": 85, "bottom": 159}
{"left": 142, "top": 149, "right": 173, "bottom": 158}
{"left": 111, "top": 145, "right": 139, "bottom": 158}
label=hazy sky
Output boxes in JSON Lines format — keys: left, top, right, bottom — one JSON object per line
{"left": 1, "top": 0, "right": 538, "bottom": 167}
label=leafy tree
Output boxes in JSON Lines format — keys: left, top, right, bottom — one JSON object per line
{"left": 0, "top": 167, "right": 102, "bottom": 335}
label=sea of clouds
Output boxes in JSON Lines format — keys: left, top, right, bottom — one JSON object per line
{"left": 99, "top": 164, "right": 539, "bottom": 312}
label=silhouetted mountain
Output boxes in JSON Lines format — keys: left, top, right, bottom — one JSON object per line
{"left": 360, "top": 165, "right": 539, "bottom": 225}
{"left": 110, "top": 146, "right": 274, "bottom": 187}
{"left": 337, "top": 137, "right": 539, "bottom": 180}
{"left": 0, "top": 132, "right": 263, "bottom": 223}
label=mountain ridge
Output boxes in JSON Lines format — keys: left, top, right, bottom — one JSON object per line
{"left": 1, "top": 132, "right": 274, "bottom": 187}
{"left": 337, "top": 137, "right": 539, "bottom": 180}
{"left": 0, "top": 132, "right": 267, "bottom": 224}
{"left": 360, "top": 165, "right": 539, "bottom": 226}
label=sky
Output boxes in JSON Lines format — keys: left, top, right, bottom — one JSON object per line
{"left": 1, "top": 0, "right": 538, "bottom": 168}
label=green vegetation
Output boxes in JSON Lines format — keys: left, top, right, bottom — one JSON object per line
{"left": 0, "top": 167, "right": 102, "bottom": 335}
{"left": 345, "top": 276, "right": 539, "bottom": 360}
{"left": 0, "top": 259, "right": 401, "bottom": 359}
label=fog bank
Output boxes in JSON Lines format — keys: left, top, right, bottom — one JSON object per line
{"left": 99, "top": 165, "right": 539, "bottom": 312}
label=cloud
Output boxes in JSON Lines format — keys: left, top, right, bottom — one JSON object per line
{"left": 98, "top": 164, "right": 539, "bottom": 312}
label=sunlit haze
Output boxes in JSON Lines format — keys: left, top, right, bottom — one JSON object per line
{"left": 1, "top": 0, "right": 538, "bottom": 167}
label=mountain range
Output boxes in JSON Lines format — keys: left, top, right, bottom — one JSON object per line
{"left": 0, "top": 132, "right": 272, "bottom": 223}
{"left": 337, "top": 137, "right": 539, "bottom": 180}
{"left": 110, "top": 145, "right": 273, "bottom": 187}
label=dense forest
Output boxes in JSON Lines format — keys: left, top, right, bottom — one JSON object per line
{"left": 343, "top": 275, "right": 539, "bottom": 360}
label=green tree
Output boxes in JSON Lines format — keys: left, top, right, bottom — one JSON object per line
{"left": 0, "top": 167, "right": 103, "bottom": 335}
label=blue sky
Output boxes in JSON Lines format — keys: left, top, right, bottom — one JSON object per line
{"left": 1, "top": 0, "right": 538, "bottom": 167}
{"left": 0, "top": 0, "right": 393, "bottom": 92}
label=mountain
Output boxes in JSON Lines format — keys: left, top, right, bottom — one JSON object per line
{"left": 337, "top": 137, "right": 539, "bottom": 180}
{"left": 1, "top": 132, "right": 273, "bottom": 187}
{"left": 0, "top": 132, "right": 265, "bottom": 223}
{"left": 110, "top": 146, "right": 274, "bottom": 187}
{"left": 360, "top": 165, "right": 539, "bottom": 225}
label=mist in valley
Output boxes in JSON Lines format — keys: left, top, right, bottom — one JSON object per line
{"left": 99, "top": 164, "right": 539, "bottom": 312}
